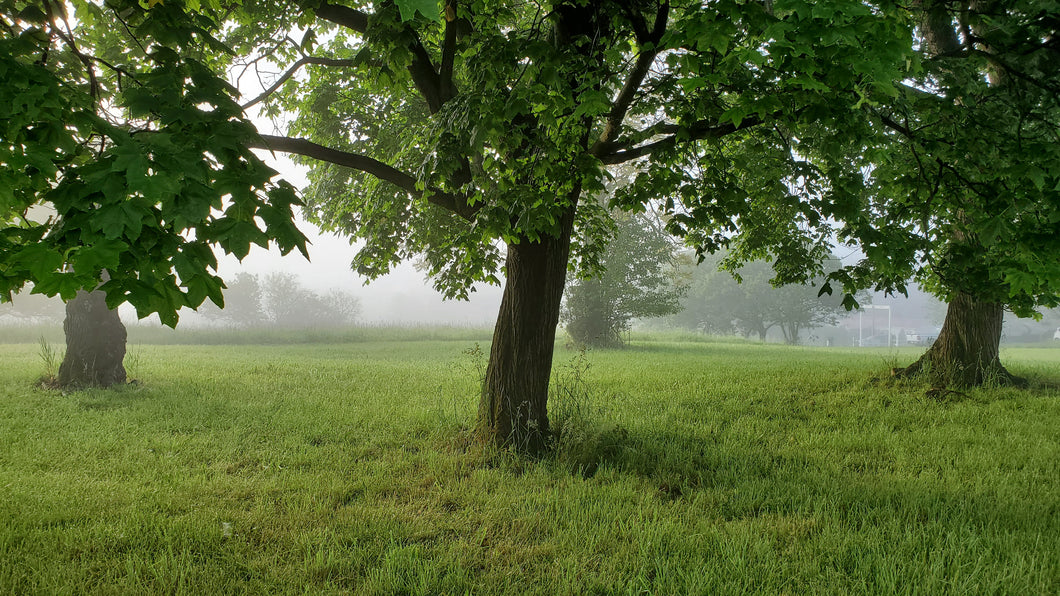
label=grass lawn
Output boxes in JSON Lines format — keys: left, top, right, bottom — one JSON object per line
{"left": 0, "top": 336, "right": 1057, "bottom": 594}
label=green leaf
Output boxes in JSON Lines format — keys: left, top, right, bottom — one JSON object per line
{"left": 394, "top": 0, "right": 440, "bottom": 22}
{"left": 70, "top": 240, "right": 123, "bottom": 273}
{"left": 14, "top": 244, "right": 64, "bottom": 280}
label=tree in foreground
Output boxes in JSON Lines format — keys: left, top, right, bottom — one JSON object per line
{"left": 819, "top": 1, "right": 1060, "bottom": 386}
{"left": 5, "top": 1, "right": 918, "bottom": 448}
{"left": 562, "top": 210, "right": 683, "bottom": 348}
{"left": 1, "top": 2, "right": 308, "bottom": 386}
{"left": 58, "top": 282, "right": 127, "bottom": 387}
{"left": 672, "top": 254, "right": 849, "bottom": 344}
{"left": 222, "top": 0, "right": 916, "bottom": 451}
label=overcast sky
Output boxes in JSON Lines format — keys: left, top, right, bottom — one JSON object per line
{"left": 221, "top": 151, "right": 503, "bottom": 325}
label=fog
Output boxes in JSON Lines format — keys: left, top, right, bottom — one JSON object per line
{"left": 203, "top": 219, "right": 503, "bottom": 327}
{"left": 2, "top": 156, "right": 1055, "bottom": 340}
{"left": 205, "top": 150, "right": 504, "bottom": 326}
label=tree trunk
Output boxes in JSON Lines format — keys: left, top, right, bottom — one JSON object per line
{"left": 478, "top": 210, "right": 576, "bottom": 453}
{"left": 58, "top": 287, "right": 127, "bottom": 388}
{"left": 898, "top": 292, "right": 1021, "bottom": 387}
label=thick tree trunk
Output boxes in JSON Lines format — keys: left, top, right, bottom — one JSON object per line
{"left": 58, "top": 287, "right": 127, "bottom": 388}
{"left": 898, "top": 292, "right": 1021, "bottom": 387}
{"left": 478, "top": 211, "right": 576, "bottom": 453}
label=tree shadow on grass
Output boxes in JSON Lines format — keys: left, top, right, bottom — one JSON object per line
{"left": 69, "top": 381, "right": 151, "bottom": 411}
{"left": 554, "top": 424, "right": 802, "bottom": 494}
{"left": 551, "top": 423, "right": 1055, "bottom": 548}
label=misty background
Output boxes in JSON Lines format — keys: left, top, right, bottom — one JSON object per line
{"left": 3, "top": 153, "right": 1058, "bottom": 345}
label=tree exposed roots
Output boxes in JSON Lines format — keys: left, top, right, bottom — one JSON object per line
{"left": 893, "top": 350, "right": 1027, "bottom": 389}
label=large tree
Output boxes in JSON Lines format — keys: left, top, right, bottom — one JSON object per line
{"left": 4, "top": 0, "right": 919, "bottom": 448}
{"left": 1, "top": 1, "right": 308, "bottom": 385}
{"left": 820, "top": 1, "right": 1060, "bottom": 386}
{"left": 222, "top": 0, "right": 916, "bottom": 451}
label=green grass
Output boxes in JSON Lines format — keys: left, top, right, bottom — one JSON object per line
{"left": 0, "top": 338, "right": 1058, "bottom": 594}
{"left": 0, "top": 322, "right": 495, "bottom": 345}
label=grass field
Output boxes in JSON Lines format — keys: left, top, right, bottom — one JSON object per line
{"left": 0, "top": 335, "right": 1058, "bottom": 594}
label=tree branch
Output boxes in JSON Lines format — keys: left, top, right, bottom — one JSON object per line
{"left": 313, "top": 1, "right": 445, "bottom": 112}
{"left": 591, "top": 1, "right": 669, "bottom": 156}
{"left": 311, "top": 1, "right": 368, "bottom": 32}
{"left": 242, "top": 56, "right": 357, "bottom": 109}
{"left": 439, "top": 0, "right": 458, "bottom": 102}
{"left": 251, "top": 134, "right": 479, "bottom": 220}
{"left": 600, "top": 115, "right": 763, "bottom": 164}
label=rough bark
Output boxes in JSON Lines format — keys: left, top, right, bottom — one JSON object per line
{"left": 897, "top": 292, "right": 1022, "bottom": 387}
{"left": 58, "top": 287, "right": 127, "bottom": 388}
{"left": 478, "top": 208, "right": 576, "bottom": 453}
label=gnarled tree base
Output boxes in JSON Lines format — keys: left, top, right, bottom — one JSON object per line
{"left": 894, "top": 292, "right": 1024, "bottom": 388}
{"left": 58, "top": 287, "right": 127, "bottom": 388}
{"left": 894, "top": 352, "right": 1024, "bottom": 388}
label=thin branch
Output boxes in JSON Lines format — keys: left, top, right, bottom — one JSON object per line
{"left": 928, "top": 48, "right": 1060, "bottom": 94}
{"left": 600, "top": 115, "right": 764, "bottom": 164}
{"left": 44, "top": 0, "right": 100, "bottom": 100}
{"left": 109, "top": 4, "right": 150, "bottom": 58}
{"left": 591, "top": 1, "right": 669, "bottom": 155}
{"left": 874, "top": 110, "right": 956, "bottom": 147}
{"left": 251, "top": 134, "right": 479, "bottom": 220}
{"left": 236, "top": 37, "right": 298, "bottom": 91}
{"left": 241, "top": 56, "right": 357, "bottom": 109}
{"left": 314, "top": 1, "right": 445, "bottom": 112}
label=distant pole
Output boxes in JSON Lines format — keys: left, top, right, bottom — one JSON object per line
{"left": 858, "top": 305, "right": 892, "bottom": 347}
{"left": 888, "top": 306, "right": 893, "bottom": 346}
{"left": 859, "top": 310, "right": 864, "bottom": 347}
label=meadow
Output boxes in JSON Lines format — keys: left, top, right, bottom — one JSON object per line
{"left": 0, "top": 332, "right": 1058, "bottom": 594}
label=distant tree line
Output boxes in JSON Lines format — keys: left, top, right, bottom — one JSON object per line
{"left": 198, "top": 272, "right": 360, "bottom": 329}
{"left": 561, "top": 213, "right": 857, "bottom": 347}
{"left": 0, "top": 288, "right": 65, "bottom": 323}
{"left": 671, "top": 254, "right": 855, "bottom": 345}
{"left": 0, "top": 273, "right": 360, "bottom": 331}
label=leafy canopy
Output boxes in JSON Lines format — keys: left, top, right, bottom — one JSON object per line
{"left": 812, "top": 1, "right": 1060, "bottom": 317}
{"left": 1, "top": 0, "right": 307, "bottom": 325}
{"left": 10, "top": 0, "right": 988, "bottom": 324}
{"left": 219, "top": 0, "right": 918, "bottom": 302}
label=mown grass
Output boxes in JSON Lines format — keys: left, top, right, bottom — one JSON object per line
{"left": 0, "top": 338, "right": 1057, "bottom": 594}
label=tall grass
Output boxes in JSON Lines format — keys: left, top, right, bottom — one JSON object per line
{"left": 0, "top": 339, "right": 1057, "bottom": 594}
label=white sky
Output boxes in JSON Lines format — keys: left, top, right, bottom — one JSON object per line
{"left": 212, "top": 151, "right": 503, "bottom": 325}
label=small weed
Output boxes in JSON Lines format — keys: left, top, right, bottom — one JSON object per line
{"left": 429, "top": 343, "right": 484, "bottom": 432}
{"left": 460, "top": 342, "right": 486, "bottom": 387}
{"left": 124, "top": 344, "right": 143, "bottom": 382}
{"left": 37, "top": 335, "right": 63, "bottom": 385}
